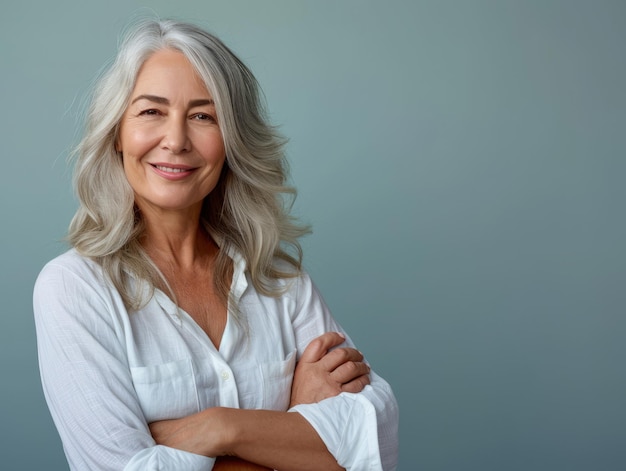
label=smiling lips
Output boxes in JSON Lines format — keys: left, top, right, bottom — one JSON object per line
{"left": 150, "top": 163, "right": 196, "bottom": 180}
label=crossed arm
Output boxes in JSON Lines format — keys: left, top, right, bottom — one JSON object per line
{"left": 35, "top": 261, "right": 397, "bottom": 470}
{"left": 149, "top": 332, "right": 371, "bottom": 470}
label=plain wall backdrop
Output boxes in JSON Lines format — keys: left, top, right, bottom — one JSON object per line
{"left": 2, "top": 1, "right": 625, "bottom": 469}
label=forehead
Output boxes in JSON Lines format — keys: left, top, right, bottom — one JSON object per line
{"left": 132, "top": 49, "right": 211, "bottom": 97}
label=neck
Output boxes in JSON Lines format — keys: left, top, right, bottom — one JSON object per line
{"left": 139, "top": 204, "right": 216, "bottom": 271}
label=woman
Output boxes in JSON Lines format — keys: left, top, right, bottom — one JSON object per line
{"left": 34, "top": 19, "right": 398, "bottom": 470}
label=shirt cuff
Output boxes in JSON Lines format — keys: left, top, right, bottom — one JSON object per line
{"left": 290, "top": 391, "right": 383, "bottom": 470}
{"left": 124, "top": 445, "right": 216, "bottom": 470}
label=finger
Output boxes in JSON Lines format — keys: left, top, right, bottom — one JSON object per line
{"left": 319, "top": 347, "right": 364, "bottom": 372}
{"left": 299, "top": 332, "right": 346, "bottom": 363}
{"left": 331, "top": 360, "right": 370, "bottom": 384}
{"left": 340, "top": 374, "right": 371, "bottom": 394}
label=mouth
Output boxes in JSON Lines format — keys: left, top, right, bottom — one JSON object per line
{"left": 152, "top": 164, "right": 192, "bottom": 174}
{"left": 149, "top": 163, "right": 197, "bottom": 179}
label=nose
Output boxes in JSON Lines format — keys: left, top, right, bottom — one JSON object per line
{"left": 161, "top": 117, "right": 191, "bottom": 154}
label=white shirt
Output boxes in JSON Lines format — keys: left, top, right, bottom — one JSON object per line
{"left": 34, "top": 249, "right": 399, "bottom": 470}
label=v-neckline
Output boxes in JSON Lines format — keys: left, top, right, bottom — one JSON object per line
{"left": 151, "top": 251, "right": 248, "bottom": 357}
{"left": 152, "top": 287, "right": 230, "bottom": 354}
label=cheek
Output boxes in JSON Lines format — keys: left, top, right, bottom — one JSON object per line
{"left": 121, "top": 153, "right": 147, "bottom": 188}
{"left": 121, "top": 155, "right": 137, "bottom": 182}
{"left": 202, "top": 134, "right": 226, "bottom": 162}
{"left": 119, "top": 127, "right": 159, "bottom": 156}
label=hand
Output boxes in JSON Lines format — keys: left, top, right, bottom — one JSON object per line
{"left": 289, "top": 332, "right": 370, "bottom": 408}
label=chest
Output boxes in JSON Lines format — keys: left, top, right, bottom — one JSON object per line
{"left": 167, "top": 271, "right": 227, "bottom": 349}
{"left": 126, "top": 291, "right": 298, "bottom": 422}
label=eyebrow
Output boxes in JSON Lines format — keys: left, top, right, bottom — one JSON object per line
{"left": 130, "top": 94, "right": 215, "bottom": 107}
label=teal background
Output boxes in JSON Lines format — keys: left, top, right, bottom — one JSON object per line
{"left": 2, "top": 1, "right": 625, "bottom": 469}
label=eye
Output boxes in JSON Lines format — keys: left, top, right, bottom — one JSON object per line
{"left": 191, "top": 113, "right": 216, "bottom": 122}
{"left": 138, "top": 108, "right": 161, "bottom": 116}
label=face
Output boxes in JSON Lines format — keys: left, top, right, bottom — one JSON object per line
{"left": 117, "top": 49, "right": 226, "bottom": 217}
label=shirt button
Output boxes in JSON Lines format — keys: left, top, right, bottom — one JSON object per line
{"left": 221, "top": 371, "right": 230, "bottom": 381}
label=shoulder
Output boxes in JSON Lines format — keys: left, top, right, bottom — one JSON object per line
{"left": 269, "top": 257, "right": 314, "bottom": 294}
{"left": 34, "top": 249, "right": 110, "bottom": 300}
{"left": 230, "top": 247, "right": 311, "bottom": 293}
{"left": 36, "top": 248, "right": 102, "bottom": 282}
{"left": 40, "top": 248, "right": 99, "bottom": 270}
{"left": 269, "top": 260, "right": 320, "bottom": 310}
{"left": 33, "top": 249, "right": 131, "bottom": 334}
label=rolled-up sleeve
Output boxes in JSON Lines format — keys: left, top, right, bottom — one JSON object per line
{"left": 123, "top": 446, "right": 215, "bottom": 470}
{"left": 289, "top": 272, "right": 399, "bottom": 470}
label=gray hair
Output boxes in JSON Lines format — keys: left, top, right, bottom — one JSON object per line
{"left": 68, "top": 18, "right": 309, "bottom": 310}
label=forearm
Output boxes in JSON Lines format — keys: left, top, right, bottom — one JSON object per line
{"left": 214, "top": 456, "right": 272, "bottom": 470}
{"left": 223, "top": 408, "right": 343, "bottom": 471}
{"left": 151, "top": 407, "right": 343, "bottom": 471}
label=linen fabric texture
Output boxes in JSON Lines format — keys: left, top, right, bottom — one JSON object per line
{"left": 34, "top": 249, "right": 399, "bottom": 470}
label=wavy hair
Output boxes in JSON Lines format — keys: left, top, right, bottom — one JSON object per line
{"left": 68, "top": 19, "right": 310, "bottom": 310}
